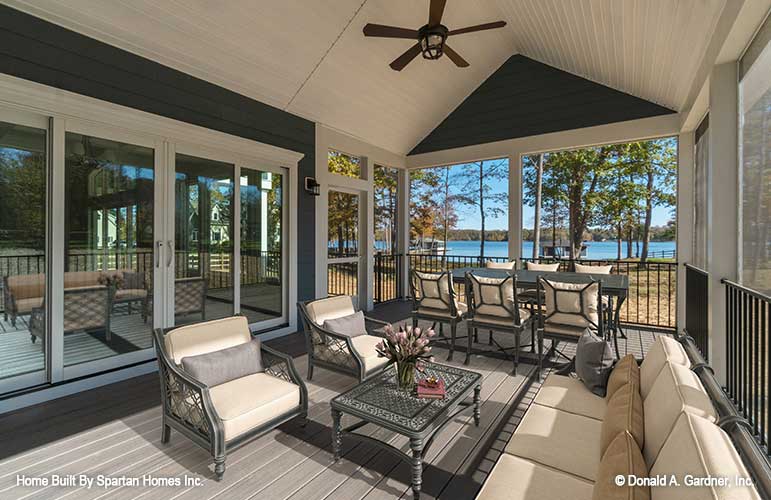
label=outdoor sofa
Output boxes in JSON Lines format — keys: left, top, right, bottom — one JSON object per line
{"left": 476, "top": 335, "right": 761, "bottom": 500}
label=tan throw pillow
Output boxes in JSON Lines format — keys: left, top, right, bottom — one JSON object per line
{"left": 593, "top": 431, "right": 651, "bottom": 500}
{"left": 607, "top": 354, "right": 641, "bottom": 400}
{"left": 601, "top": 382, "right": 644, "bottom": 455}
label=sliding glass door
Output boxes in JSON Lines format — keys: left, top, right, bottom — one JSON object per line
{"left": 0, "top": 114, "right": 49, "bottom": 393}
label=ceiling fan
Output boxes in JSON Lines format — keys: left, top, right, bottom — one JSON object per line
{"left": 362, "top": 0, "right": 506, "bottom": 71}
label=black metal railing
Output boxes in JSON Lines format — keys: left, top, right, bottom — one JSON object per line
{"left": 684, "top": 264, "right": 710, "bottom": 360}
{"left": 374, "top": 253, "right": 403, "bottom": 304}
{"left": 327, "top": 261, "right": 358, "bottom": 297}
{"left": 723, "top": 279, "right": 770, "bottom": 455}
{"left": 521, "top": 257, "right": 677, "bottom": 329}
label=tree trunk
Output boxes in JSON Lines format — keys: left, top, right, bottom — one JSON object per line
{"left": 617, "top": 223, "right": 622, "bottom": 261}
{"left": 626, "top": 225, "right": 633, "bottom": 259}
{"left": 641, "top": 170, "right": 654, "bottom": 264}
{"left": 479, "top": 162, "right": 485, "bottom": 260}
{"left": 532, "top": 154, "right": 543, "bottom": 258}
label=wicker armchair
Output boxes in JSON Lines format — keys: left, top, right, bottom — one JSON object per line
{"left": 29, "top": 285, "right": 111, "bottom": 345}
{"left": 298, "top": 296, "right": 389, "bottom": 382}
{"left": 535, "top": 277, "right": 603, "bottom": 376}
{"left": 175, "top": 276, "right": 207, "bottom": 320}
{"left": 153, "top": 315, "right": 307, "bottom": 481}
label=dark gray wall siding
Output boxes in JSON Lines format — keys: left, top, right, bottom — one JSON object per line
{"left": 0, "top": 5, "right": 316, "bottom": 306}
{"left": 409, "top": 54, "right": 676, "bottom": 156}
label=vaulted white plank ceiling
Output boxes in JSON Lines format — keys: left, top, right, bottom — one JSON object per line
{"left": 6, "top": 0, "right": 726, "bottom": 155}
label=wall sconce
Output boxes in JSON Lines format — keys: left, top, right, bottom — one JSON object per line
{"left": 304, "top": 177, "right": 320, "bottom": 196}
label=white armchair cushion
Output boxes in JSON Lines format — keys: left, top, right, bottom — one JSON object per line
{"left": 351, "top": 335, "right": 389, "bottom": 373}
{"left": 164, "top": 316, "right": 251, "bottom": 365}
{"left": 306, "top": 296, "right": 356, "bottom": 325}
{"left": 209, "top": 372, "right": 300, "bottom": 441}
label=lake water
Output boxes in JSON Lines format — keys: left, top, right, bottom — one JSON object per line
{"left": 443, "top": 240, "right": 676, "bottom": 259}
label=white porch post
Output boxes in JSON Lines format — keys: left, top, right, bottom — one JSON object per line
{"left": 508, "top": 153, "right": 522, "bottom": 264}
{"left": 362, "top": 156, "right": 375, "bottom": 311}
{"left": 397, "top": 167, "right": 410, "bottom": 299}
{"left": 676, "top": 132, "right": 695, "bottom": 335}
{"left": 707, "top": 62, "right": 739, "bottom": 384}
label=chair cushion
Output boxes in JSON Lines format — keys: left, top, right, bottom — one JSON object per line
{"left": 650, "top": 413, "right": 761, "bottom": 500}
{"left": 640, "top": 335, "right": 690, "bottom": 398}
{"left": 115, "top": 289, "right": 148, "bottom": 301}
{"left": 6, "top": 273, "right": 45, "bottom": 300}
{"left": 534, "top": 374, "right": 606, "bottom": 420}
{"left": 417, "top": 301, "right": 467, "bottom": 318}
{"left": 593, "top": 431, "right": 650, "bottom": 500}
{"left": 209, "top": 372, "right": 300, "bottom": 441}
{"left": 323, "top": 311, "right": 367, "bottom": 338}
{"left": 607, "top": 354, "right": 641, "bottom": 400}
{"left": 505, "top": 403, "right": 602, "bottom": 481}
{"left": 575, "top": 263, "right": 613, "bottom": 274}
{"left": 543, "top": 322, "right": 589, "bottom": 338}
{"left": 526, "top": 262, "right": 560, "bottom": 272}
{"left": 181, "top": 338, "right": 263, "bottom": 387}
{"left": 600, "top": 383, "right": 644, "bottom": 456}
{"left": 14, "top": 297, "right": 44, "bottom": 314}
{"left": 413, "top": 271, "right": 454, "bottom": 311}
{"left": 306, "top": 295, "right": 356, "bottom": 325}
{"left": 575, "top": 329, "right": 614, "bottom": 397}
{"left": 471, "top": 310, "right": 531, "bottom": 328}
{"left": 485, "top": 261, "right": 516, "bottom": 270}
{"left": 643, "top": 362, "right": 716, "bottom": 465}
{"left": 351, "top": 335, "right": 390, "bottom": 373}
{"left": 542, "top": 279, "right": 600, "bottom": 329}
{"left": 64, "top": 271, "right": 103, "bottom": 289}
{"left": 476, "top": 454, "right": 593, "bottom": 500}
{"left": 469, "top": 274, "right": 516, "bottom": 318}
{"left": 164, "top": 315, "right": 252, "bottom": 365}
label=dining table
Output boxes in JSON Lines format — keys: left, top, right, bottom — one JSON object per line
{"left": 450, "top": 267, "right": 629, "bottom": 357}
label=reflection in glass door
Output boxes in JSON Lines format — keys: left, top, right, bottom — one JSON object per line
{"left": 0, "top": 120, "right": 48, "bottom": 390}
{"left": 240, "top": 168, "right": 284, "bottom": 324}
{"left": 63, "top": 133, "right": 155, "bottom": 367}
{"left": 174, "top": 154, "right": 234, "bottom": 325}
{"left": 327, "top": 190, "right": 360, "bottom": 298}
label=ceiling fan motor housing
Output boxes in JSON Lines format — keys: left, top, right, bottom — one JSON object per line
{"left": 419, "top": 25, "right": 448, "bottom": 60}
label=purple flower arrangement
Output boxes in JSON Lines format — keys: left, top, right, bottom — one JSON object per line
{"left": 375, "top": 324, "right": 436, "bottom": 389}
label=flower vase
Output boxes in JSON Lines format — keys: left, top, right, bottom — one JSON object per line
{"left": 396, "top": 361, "right": 416, "bottom": 391}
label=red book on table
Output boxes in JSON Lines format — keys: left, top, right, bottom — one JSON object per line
{"left": 417, "top": 379, "right": 446, "bottom": 398}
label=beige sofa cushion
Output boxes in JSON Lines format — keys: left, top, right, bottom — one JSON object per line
{"left": 476, "top": 454, "right": 593, "bottom": 500}
{"left": 593, "top": 431, "right": 650, "bottom": 500}
{"left": 600, "top": 383, "right": 644, "bottom": 455}
{"left": 640, "top": 336, "right": 690, "bottom": 398}
{"left": 505, "top": 403, "right": 602, "bottom": 481}
{"left": 607, "top": 354, "right": 641, "bottom": 400}
{"left": 164, "top": 315, "right": 251, "bottom": 365}
{"left": 14, "top": 297, "right": 44, "bottom": 314}
{"left": 64, "top": 271, "right": 102, "bottom": 289}
{"left": 526, "top": 262, "right": 560, "bottom": 272}
{"left": 543, "top": 279, "right": 600, "bottom": 329}
{"left": 643, "top": 362, "right": 716, "bottom": 465}
{"left": 351, "top": 335, "right": 389, "bottom": 373}
{"left": 6, "top": 273, "right": 45, "bottom": 300}
{"left": 305, "top": 296, "right": 356, "bottom": 325}
{"left": 209, "top": 372, "right": 300, "bottom": 441}
{"left": 650, "top": 413, "right": 761, "bottom": 500}
{"left": 534, "top": 374, "right": 606, "bottom": 420}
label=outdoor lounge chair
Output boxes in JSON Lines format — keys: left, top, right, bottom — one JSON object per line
{"left": 29, "top": 285, "right": 112, "bottom": 345}
{"left": 409, "top": 270, "right": 467, "bottom": 362}
{"left": 153, "top": 315, "right": 307, "bottom": 480}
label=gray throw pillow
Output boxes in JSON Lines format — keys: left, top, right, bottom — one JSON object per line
{"left": 575, "top": 329, "right": 614, "bottom": 397}
{"left": 181, "top": 338, "right": 263, "bottom": 387}
{"left": 322, "top": 311, "right": 367, "bottom": 338}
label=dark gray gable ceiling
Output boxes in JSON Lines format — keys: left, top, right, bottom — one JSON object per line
{"left": 409, "top": 54, "right": 676, "bottom": 156}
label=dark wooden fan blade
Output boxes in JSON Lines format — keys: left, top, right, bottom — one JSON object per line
{"left": 428, "top": 0, "right": 447, "bottom": 26}
{"left": 363, "top": 23, "right": 419, "bottom": 39}
{"left": 448, "top": 21, "right": 507, "bottom": 36}
{"left": 443, "top": 44, "right": 469, "bottom": 67}
{"left": 390, "top": 43, "right": 422, "bottom": 71}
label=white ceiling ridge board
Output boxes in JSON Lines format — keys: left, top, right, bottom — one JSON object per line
{"left": 0, "top": 73, "right": 304, "bottom": 166}
{"left": 3, "top": 0, "right": 290, "bottom": 110}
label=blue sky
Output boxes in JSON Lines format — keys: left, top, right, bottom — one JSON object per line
{"left": 434, "top": 159, "right": 674, "bottom": 231}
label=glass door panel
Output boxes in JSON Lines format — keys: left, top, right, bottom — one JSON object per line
{"left": 174, "top": 154, "right": 234, "bottom": 325}
{"left": 63, "top": 133, "right": 155, "bottom": 367}
{"left": 327, "top": 190, "right": 360, "bottom": 297}
{"left": 240, "top": 168, "right": 284, "bottom": 324}
{"left": 0, "top": 120, "right": 48, "bottom": 388}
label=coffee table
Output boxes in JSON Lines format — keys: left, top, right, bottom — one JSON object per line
{"left": 330, "top": 362, "right": 482, "bottom": 500}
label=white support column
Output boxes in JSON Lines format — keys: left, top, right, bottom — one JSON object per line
{"left": 361, "top": 156, "right": 375, "bottom": 311}
{"left": 676, "top": 132, "right": 695, "bottom": 335}
{"left": 49, "top": 117, "right": 65, "bottom": 383}
{"left": 397, "top": 167, "right": 410, "bottom": 298}
{"left": 508, "top": 153, "right": 522, "bottom": 264}
{"left": 708, "top": 62, "right": 739, "bottom": 384}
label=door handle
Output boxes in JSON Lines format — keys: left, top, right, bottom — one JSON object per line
{"left": 167, "top": 240, "right": 174, "bottom": 268}
{"left": 155, "top": 241, "right": 163, "bottom": 268}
